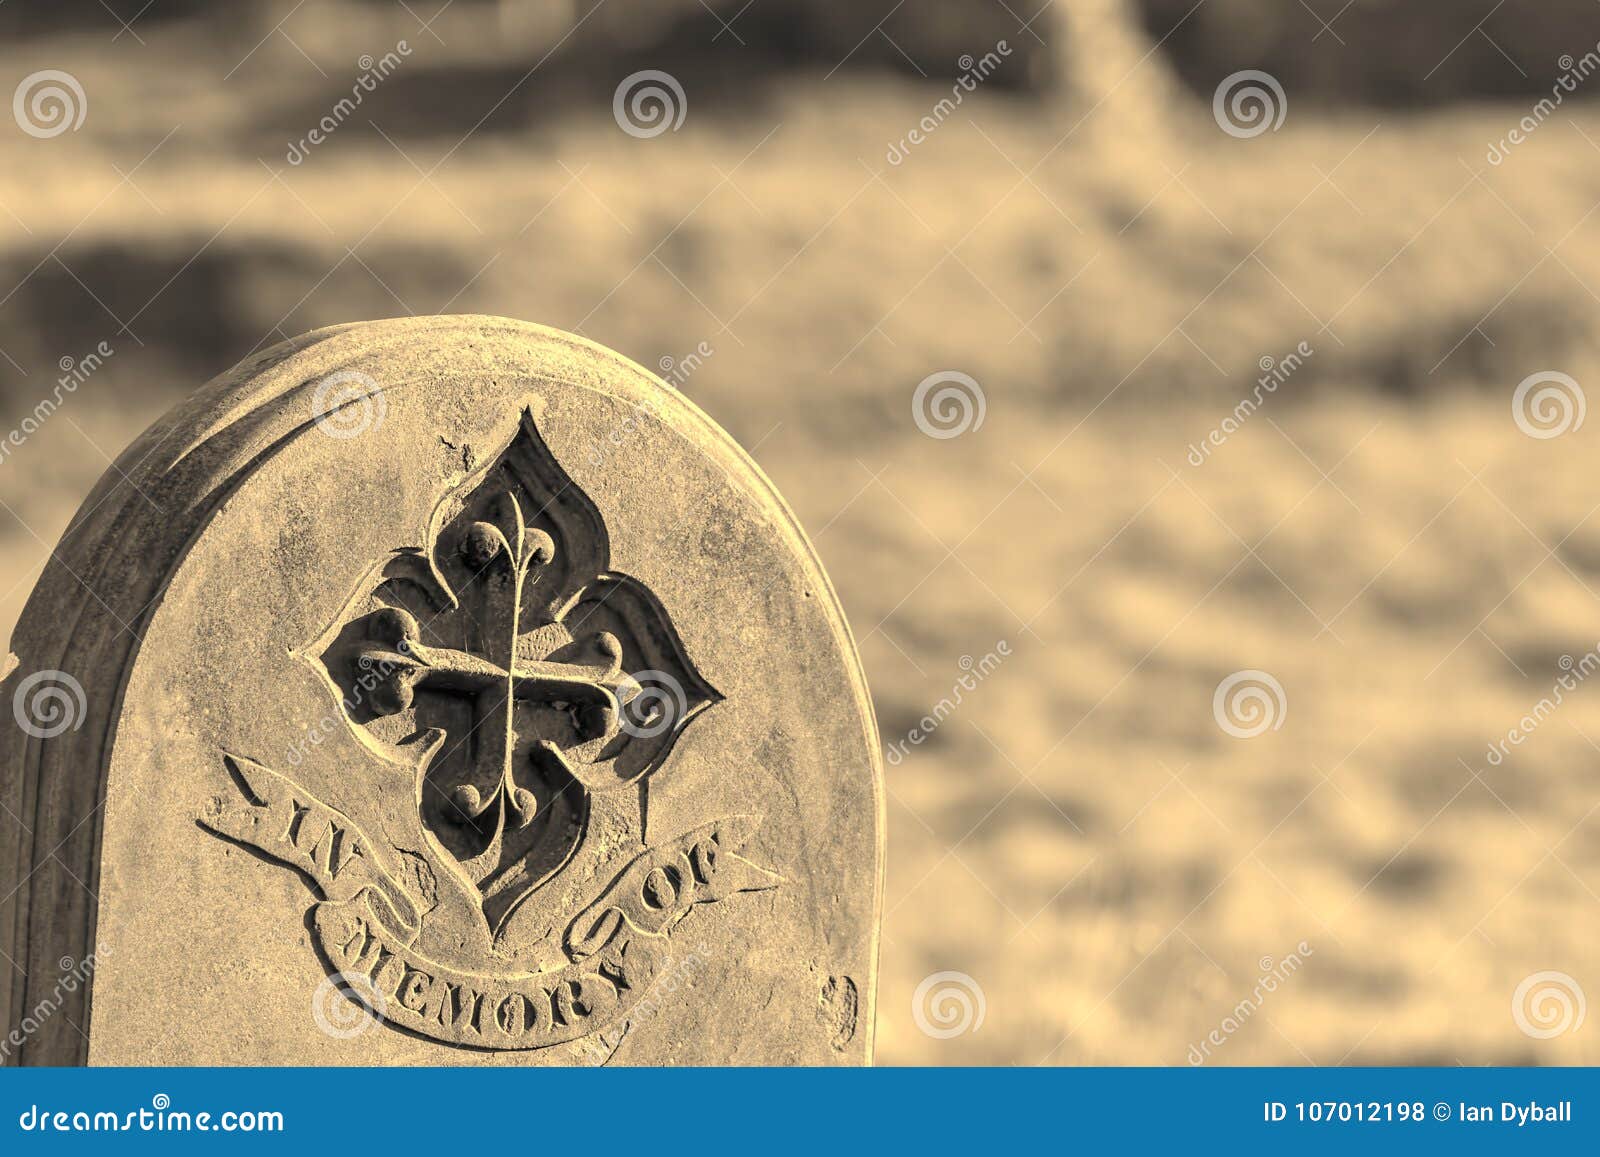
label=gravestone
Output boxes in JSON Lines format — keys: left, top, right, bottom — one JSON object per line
{"left": 0, "top": 316, "right": 883, "bottom": 1065}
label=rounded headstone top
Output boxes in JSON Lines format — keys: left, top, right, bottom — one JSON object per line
{"left": 1, "top": 316, "right": 883, "bottom": 1066}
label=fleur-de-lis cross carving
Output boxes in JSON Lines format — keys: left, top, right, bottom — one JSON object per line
{"left": 301, "top": 407, "right": 720, "bottom": 935}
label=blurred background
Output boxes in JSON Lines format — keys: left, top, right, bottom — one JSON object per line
{"left": 2, "top": 0, "right": 1600, "bottom": 1065}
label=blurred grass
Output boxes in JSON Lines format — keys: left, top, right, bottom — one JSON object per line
{"left": 3, "top": 4, "right": 1600, "bottom": 1065}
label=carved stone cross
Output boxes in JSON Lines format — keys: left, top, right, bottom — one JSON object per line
{"left": 303, "top": 409, "right": 720, "bottom": 936}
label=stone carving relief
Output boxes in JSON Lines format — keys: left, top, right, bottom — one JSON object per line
{"left": 199, "top": 406, "right": 780, "bottom": 1049}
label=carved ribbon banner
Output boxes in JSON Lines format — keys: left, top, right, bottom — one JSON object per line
{"left": 199, "top": 754, "right": 781, "bottom": 1050}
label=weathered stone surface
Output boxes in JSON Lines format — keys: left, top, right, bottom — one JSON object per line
{"left": 1, "top": 316, "right": 883, "bottom": 1065}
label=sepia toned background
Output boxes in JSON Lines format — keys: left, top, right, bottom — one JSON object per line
{"left": 1, "top": 0, "right": 1598, "bottom": 1065}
